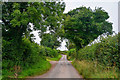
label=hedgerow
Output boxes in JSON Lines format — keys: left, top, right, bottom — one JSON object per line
{"left": 2, "top": 37, "right": 59, "bottom": 78}
{"left": 77, "top": 34, "right": 119, "bottom": 68}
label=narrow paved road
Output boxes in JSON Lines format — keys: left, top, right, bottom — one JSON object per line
{"left": 34, "top": 55, "right": 83, "bottom": 78}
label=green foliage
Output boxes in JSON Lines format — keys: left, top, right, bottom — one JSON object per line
{"left": 77, "top": 34, "right": 119, "bottom": 68}
{"left": 67, "top": 48, "right": 76, "bottom": 60}
{"left": 77, "top": 43, "right": 97, "bottom": 61}
{"left": 47, "top": 54, "right": 62, "bottom": 61}
{"left": 2, "top": 37, "right": 59, "bottom": 78}
{"left": 2, "top": 1, "right": 118, "bottom": 79}
{"left": 44, "top": 47, "right": 59, "bottom": 58}
{"left": 2, "top": 1, "right": 65, "bottom": 60}
{"left": 68, "top": 33, "right": 119, "bottom": 78}
{"left": 2, "top": 2, "right": 65, "bottom": 78}
{"left": 2, "top": 2, "right": 65, "bottom": 41}
{"left": 59, "top": 51, "right": 68, "bottom": 55}
{"left": 41, "top": 33, "right": 61, "bottom": 49}
{"left": 66, "top": 40, "right": 76, "bottom": 50}
{"left": 19, "top": 58, "right": 51, "bottom": 78}
{"left": 3, "top": 58, "right": 51, "bottom": 78}
{"left": 95, "top": 35, "right": 119, "bottom": 67}
{"left": 64, "top": 7, "right": 113, "bottom": 49}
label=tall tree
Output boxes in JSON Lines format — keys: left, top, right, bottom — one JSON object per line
{"left": 64, "top": 7, "right": 113, "bottom": 50}
{"left": 2, "top": 2, "right": 65, "bottom": 64}
{"left": 2, "top": 2, "right": 65, "bottom": 42}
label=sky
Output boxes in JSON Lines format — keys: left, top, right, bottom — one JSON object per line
{"left": 33, "top": 0, "right": 119, "bottom": 51}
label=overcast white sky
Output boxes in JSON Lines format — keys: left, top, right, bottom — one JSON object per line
{"left": 33, "top": 0, "right": 119, "bottom": 51}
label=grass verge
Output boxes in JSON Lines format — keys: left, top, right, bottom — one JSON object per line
{"left": 2, "top": 59, "right": 51, "bottom": 78}
{"left": 20, "top": 60, "right": 51, "bottom": 78}
{"left": 72, "top": 60, "right": 118, "bottom": 78}
{"left": 46, "top": 55, "right": 62, "bottom": 61}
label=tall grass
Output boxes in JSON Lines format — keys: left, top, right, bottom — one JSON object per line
{"left": 2, "top": 58, "right": 51, "bottom": 78}
{"left": 19, "top": 58, "right": 51, "bottom": 78}
{"left": 72, "top": 60, "right": 118, "bottom": 78}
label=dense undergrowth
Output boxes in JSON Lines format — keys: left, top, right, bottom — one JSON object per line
{"left": 68, "top": 34, "right": 119, "bottom": 78}
{"left": 2, "top": 37, "right": 60, "bottom": 78}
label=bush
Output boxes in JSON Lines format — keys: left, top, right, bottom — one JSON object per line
{"left": 44, "top": 47, "right": 59, "bottom": 58}
{"left": 59, "top": 51, "right": 68, "bottom": 55}
{"left": 67, "top": 48, "right": 76, "bottom": 60}
{"left": 77, "top": 34, "right": 119, "bottom": 68}
{"left": 2, "top": 37, "right": 51, "bottom": 78}
{"left": 95, "top": 35, "right": 119, "bottom": 67}
{"left": 78, "top": 44, "right": 97, "bottom": 61}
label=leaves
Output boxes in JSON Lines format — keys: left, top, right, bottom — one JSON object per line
{"left": 12, "top": 10, "right": 21, "bottom": 17}
{"left": 64, "top": 7, "right": 113, "bottom": 50}
{"left": 13, "top": 3, "right": 20, "bottom": 9}
{"left": 10, "top": 19, "right": 20, "bottom": 27}
{"left": 41, "top": 33, "right": 61, "bottom": 49}
{"left": 2, "top": 2, "right": 65, "bottom": 77}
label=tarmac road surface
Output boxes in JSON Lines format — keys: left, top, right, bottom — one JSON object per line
{"left": 33, "top": 55, "right": 83, "bottom": 78}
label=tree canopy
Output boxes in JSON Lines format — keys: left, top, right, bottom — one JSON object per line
{"left": 64, "top": 7, "right": 113, "bottom": 50}
{"left": 2, "top": 2, "right": 65, "bottom": 63}
{"left": 2, "top": 2, "right": 65, "bottom": 39}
